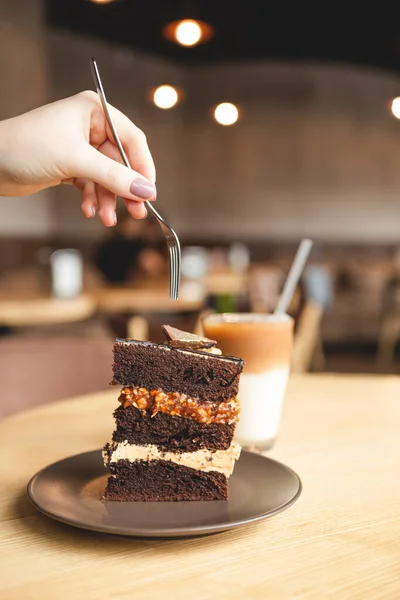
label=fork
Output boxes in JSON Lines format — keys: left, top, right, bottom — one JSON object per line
{"left": 90, "top": 58, "right": 181, "bottom": 300}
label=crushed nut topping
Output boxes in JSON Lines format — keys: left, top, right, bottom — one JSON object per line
{"left": 119, "top": 387, "right": 240, "bottom": 425}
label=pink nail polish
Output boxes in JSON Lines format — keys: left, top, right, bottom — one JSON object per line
{"left": 130, "top": 178, "right": 156, "bottom": 199}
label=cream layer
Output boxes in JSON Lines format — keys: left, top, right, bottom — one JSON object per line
{"left": 103, "top": 441, "right": 241, "bottom": 478}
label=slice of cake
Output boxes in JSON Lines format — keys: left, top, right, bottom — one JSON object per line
{"left": 102, "top": 326, "right": 244, "bottom": 501}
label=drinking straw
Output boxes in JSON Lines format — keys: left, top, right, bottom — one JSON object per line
{"left": 274, "top": 238, "right": 313, "bottom": 315}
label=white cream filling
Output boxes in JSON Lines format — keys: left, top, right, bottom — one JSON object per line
{"left": 103, "top": 441, "right": 241, "bottom": 478}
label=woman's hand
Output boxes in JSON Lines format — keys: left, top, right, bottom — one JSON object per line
{"left": 0, "top": 91, "right": 156, "bottom": 225}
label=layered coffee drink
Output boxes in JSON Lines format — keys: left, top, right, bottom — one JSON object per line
{"left": 202, "top": 313, "right": 294, "bottom": 451}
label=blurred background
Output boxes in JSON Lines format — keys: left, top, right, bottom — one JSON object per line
{"left": 2, "top": 0, "right": 400, "bottom": 418}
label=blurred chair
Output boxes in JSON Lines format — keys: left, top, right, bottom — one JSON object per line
{"left": 291, "top": 300, "right": 325, "bottom": 373}
{"left": 127, "top": 315, "right": 149, "bottom": 341}
{"left": 0, "top": 337, "right": 113, "bottom": 420}
{"left": 376, "top": 276, "right": 400, "bottom": 366}
{"left": 302, "top": 264, "right": 334, "bottom": 310}
{"left": 291, "top": 265, "right": 334, "bottom": 373}
{"left": 376, "top": 314, "right": 400, "bottom": 366}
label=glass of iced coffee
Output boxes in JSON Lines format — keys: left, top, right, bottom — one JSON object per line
{"left": 202, "top": 313, "right": 294, "bottom": 452}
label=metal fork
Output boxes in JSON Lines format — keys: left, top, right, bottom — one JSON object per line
{"left": 90, "top": 58, "right": 181, "bottom": 300}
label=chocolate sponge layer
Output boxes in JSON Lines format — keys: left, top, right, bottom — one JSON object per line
{"left": 112, "top": 404, "right": 235, "bottom": 452}
{"left": 103, "top": 459, "right": 228, "bottom": 501}
{"left": 112, "top": 339, "right": 244, "bottom": 403}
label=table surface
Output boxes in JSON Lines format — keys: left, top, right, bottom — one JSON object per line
{"left": 89, "top": 269, "right": 248, "bottom": 314}
{"left": 0, "top": 373, "right": 399, "bottom": 599}
{"left": 90, "top": 285, "right": 205, "bottom": 314}
{"left": 0, "top": 293, "right": 97, "bottom": 327}
{"left": 0, "top": 267, "right": 99, "bottom": 326}
{"left": 0, "top": 264, "right": 250, "bottom": 320}
{"left": 0, "top": 265, "right": 248, "bottom": 319}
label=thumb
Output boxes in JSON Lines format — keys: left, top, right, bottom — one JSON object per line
{"left": 76, "top": 145, "right": 156, "bottom": 201}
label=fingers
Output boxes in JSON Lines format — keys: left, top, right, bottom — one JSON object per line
{"left": 97, "top": 141, "right": 147, "bottom": 219}
{"left": 80, "top": 90, "right": 156, "bottom": 183}
{"left": 107, "top": 105, "right": 156, "bottom": 184}
{"left": 74, "top": 119, "right": 155, "bottom": 226}
{"left": 76, "top": 178, "right": 98, "bottom": 219}
{"left": 76, "top": 145, "right": 156, "bottom": 203}
{"left": 88, "top": 140, "right": 147, "bottom": 222}
{"left": 76, "top": 177, "right": 116, "bottom": 227}
{"left": 124, "top": 198, "right": 147, "bottom": 220}
{"left": 96, "top": 184, "right": 117, "bottom": 227}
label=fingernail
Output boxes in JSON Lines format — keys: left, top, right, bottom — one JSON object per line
{"left": 130, "top": 178, "right": 156, "bottom": 200}
{"left": 113, "top": 213, "right": 117, "bottom": 226}
{"left": 91, "top": 207, "right": 96, "bottom": 218}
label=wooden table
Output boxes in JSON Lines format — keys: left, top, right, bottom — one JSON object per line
{"left": 0, "top": 293, "right": 97, "bottom": 327}
{"left": 0, "top": 266, "right": 99, "bottom": 327}
{"left": 89, "top": 268, "right": 249, "bottom": 315}
{"left": 0, "top": 265, "right": 244, "bottom": 323}
{"left": 90, "top": 285, "right": 205, "bottom": 314}
{"left": 202, "top": 270, "right": 248, "bottom": 296}
{"left": 0, "top": 265, "right": 203, "bottom": 329}
{"left": 0, "top": 374, "right": 399, "bottom": 599}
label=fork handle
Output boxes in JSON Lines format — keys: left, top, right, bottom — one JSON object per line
{"left": 90, "top": 59, "right": 158, "bottom": 216}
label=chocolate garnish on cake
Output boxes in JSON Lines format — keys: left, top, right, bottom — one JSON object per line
{"left": 102, "top": 325, "right": 244, "bottom": 502}
{"left": 161, "top": 324, "right": 217, "bottom": 349}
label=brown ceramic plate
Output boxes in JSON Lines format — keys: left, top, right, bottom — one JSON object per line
{"left": 27, "top": 450, "right": 301, "bottom": 538}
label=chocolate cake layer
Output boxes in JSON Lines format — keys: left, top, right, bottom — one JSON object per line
{"left": 104, "top": 459, "right": 228, "bottom": 501}
{"left": 112, "top": 339, "right": 244, "bottom": 403}
{"left": 112, "top": 404, "right": 235, "bottom": 451}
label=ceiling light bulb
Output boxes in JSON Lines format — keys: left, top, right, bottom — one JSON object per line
{"left": 162, "top": 19, "right": 214, "bottom": 47}
{"left": 391, "top": 97, "right": 400, "bottom": 119}
{"left": 175, "top": 19, "right": 202, "bottom": 47}
{"left": 153, "top": 85, "right": 179, "bottom": 109}
{"left": 89, "top": 0, "right": 117, "bottom": 4}
{"left": 214, "top": 103, "right": 239, "bottom": 126}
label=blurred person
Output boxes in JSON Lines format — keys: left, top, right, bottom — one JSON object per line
{"left": 136, "top": 217, "right": 167, "bottom": 281}
{"left": 0, "top": 91, "right": 156, "bottom": 225}
{"left": 94, "top": 210, "right": 166, "bottom": 284}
